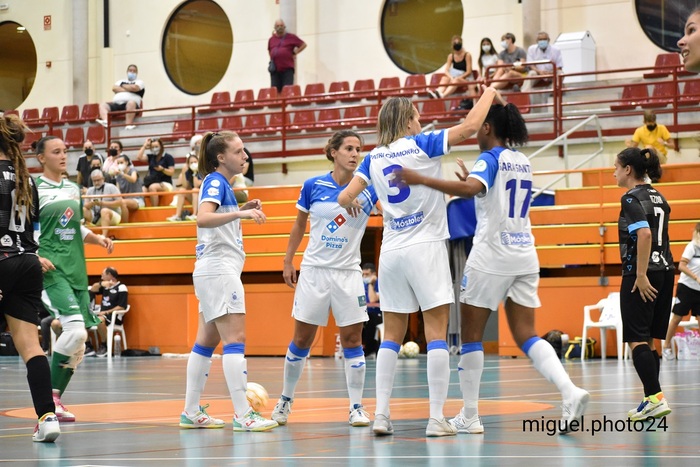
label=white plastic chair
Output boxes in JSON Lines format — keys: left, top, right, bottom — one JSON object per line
{"left": 105, "top": 305, "right": 130, "bottom": 358}
{"left": 582, "top": 292, "right": 626, "bottom": 360}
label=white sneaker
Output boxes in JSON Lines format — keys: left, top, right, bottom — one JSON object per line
{"left": 166, "top": 214, "right": 181, "bottom": 222}
{"left": 52, "top": 390, "right": 75, "bottom": 423}
{"left": 449, "top": 408, "right": 484, "bottom": 434}
{"left": 33, "top": 413, "right": 60, "bottom": 442}
{"left": 372, "top": 414, "right": 393, "bottom": 436}
{"left": 124, "top": 125, "right": 136, "bottom": 130}
{"left": 185, "top": 214, "right": 197, "bottom": 221}
{"left": 560, "top": 387, "right": 590, "bottom": 434}
{"left": 629, "top": 397, "right": 672, "bottom": 421}
{"left": 180, "top": 404, "right": 225, "bottom": 429}
{"left": 426, "top": 417, "right": 458, "bottom": 437}
{"left": 233, "top": 407, "right": 278, "bottom": 432}
{"left": 662, "top": 347, "right": 675, "bottom": 361}
{"left": 271, "top": 397, "right": 293, "bottom": 425}
{"left": 349, "top": 405, "right": 370, "bottom": 427}
{"left": 628, "top": 398, "right": 648, "bottom": 418}
{"left": 96, "top": 118, "right": 107, "bottom": 128}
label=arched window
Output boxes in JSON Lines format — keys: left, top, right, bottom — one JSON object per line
{"left": 163, "top": 0, "right": 233, "bottom": 95}
{"left": 380, "top": 0, "right": 464, "bottom": 74}
{"left": 635, "top": 0, "right": 700, "bottom": 52}
{"left": 0, "top": 21, "right": 37, "bottom": 110}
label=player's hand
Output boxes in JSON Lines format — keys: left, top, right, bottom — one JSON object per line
{"left": 38, "top": 256, "right": 56, "bottom": 273}
{"left": 393, "top": 167, "right": 422, "bottom": 186}
{"left": 344, "top": 199, "right": 363, "bottom": 218}
{"left": 282, "top": 262, "right": 297, "bottom": 288}
{"left": 100, "top": 235, "right": 114, "bottom": 254}
{"left": 242, "top": 208, "right": 266, "bottom": 224}
{"left": 631, "top": 275, "right": 657, "bottom": 302}
{"left": 455, "top": 158, "right": 470, "bottom": 181}
{"left": 241, "top": 199, "right": 262, "bottom": 211}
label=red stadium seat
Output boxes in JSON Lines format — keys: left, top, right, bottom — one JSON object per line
{"left": 403, "top": 75, "right": 428, "bottom": 97}
{"left": 679, "top": 79, "right": 700, "bottom": 106}
{"left": 302, "top": 83, "right": 326, "bottom": 104}
{"left": 264, "top": 112, "right": 291, "bottom": 134}
{"left": 378, "top": 77, "right": 401, "bottom": 97}
{"left": 254, "top": 87, "right": 280, "bottom": 108}
{"left": 64, "top": 127, "right": 84, "bottom": 148}
{"left": 86, "top": 125, "right": 106, "bottom": 145}
{"left": 430, "top": 73, "right": 444, "bottom": 87}
{"left": 232, "top": 89, "right": 255, "bottom": 110}
{"left": 240, "top": 114, "right": 267, "bottom": 136}
{"left": 3, "top": 109, "right": 18, "bottom": 116}
{"left": 640, "top": 81, "right": 679, "bottom": 109}
{"left": 60, "top": 105, "right": 81, "bottom": 124}
{"left": 343, "top": 105, "right": 369, "bottom": 128}
{"left": 506, "top": 92, "right": 530, "bottom": 114}
{"left": 81, "top": 103, "right": 100, "bottom": 122}
{"left": 22, "top": 108, "right": 40, "bottom": 121}
{"left": 610, "top": 84, "right": 650, "bottom": 111}
{"left": 168, "top": 119, "right": 195, "bottom": 141}
{"left": 280, "top": 85, "right": 304, "bottom": 106}
{"left": 420, "top": 99, "right": 448, "bottom": 121}
{"left": 197, "top": 117, "right": 220, "bottom": 132}
{"left": 328, "top": 81, "right": 351, "bottom": 102}
{"left": 289, "top": 110, "right": 317, "bottom": 132}
{"left": 643, "top": 53, "right": 681, "bottom": 79}
{"left": 20, "top": 130, "right": 42, "bottom": 151}
{"left": 316, "top": 108, "right": 342, "bottom": 130}
{"left": 221, "top": 115, "right": 243, "bottom": 132}
{"left": 42, "top": 107, "right": 60, "bottom": 122}
{"left": 49, "top": 128, "right": 63, "bottom": 140}
{"left": 349, "top": 79, "right": 377, "bottom": 101}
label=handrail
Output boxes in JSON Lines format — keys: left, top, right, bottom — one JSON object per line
{"left": 530, "top": 114, "right": 605, "bottom": 198}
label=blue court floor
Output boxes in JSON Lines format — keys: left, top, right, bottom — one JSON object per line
{"left": 1, "top": 354, "right": 699, "bottom": 466}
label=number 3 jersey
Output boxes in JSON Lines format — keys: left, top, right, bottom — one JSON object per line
{"left": 297, "top": 172, "right": 377, "bottom": 271}
{"left": 467, "top": 146, "right": 539, "bottom": 276}
{"left": 356, "top": 130, "right": 449, "bottom": 252}
{"left": 0, "top": 161, "right": 39, "bottom": 259}
{"left": 618, "top": 184, "right": 673, "bottom": 276}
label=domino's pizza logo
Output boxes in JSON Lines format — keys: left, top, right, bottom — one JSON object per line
{"left": 326, "top": 213, "right": 346, "bottom": 233}
{"left": 59, "top": 207, "right": 74, "bottom": 227}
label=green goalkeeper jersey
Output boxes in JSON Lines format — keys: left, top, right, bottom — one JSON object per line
{"left": 36, "top": 175, "right": 88, "bottom": 289}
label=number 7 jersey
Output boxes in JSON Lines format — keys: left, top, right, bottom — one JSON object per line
{"left": 467, "top": 146, "right": 539, "bottom": 275}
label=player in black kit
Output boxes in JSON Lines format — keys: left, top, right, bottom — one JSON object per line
{"left": 0, "top": 113, "right": 59, "bottom": 442}
{"left": 613, "top": 147, "right": 674, "bottom": 421}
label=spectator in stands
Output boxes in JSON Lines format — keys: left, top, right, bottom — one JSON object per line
{"left": 427, "top": 35, "right": 477, "bottom": 101}
{"left": 490, "top": 32, "right": 527, "bottom": 91}
{"left": 679, "top": 8, "right": 700, "bottom": 73}
{"left": 478, "top": 37, "right": 499, "bottom": 78}
{"left": 96, "top": 64, "right": 145, "bottom": 131}
{"left": 136, "top": 137, "right": 175, "bottom": 206}
{"left": 83, "top": 169, "right": 122, "bottom": 239}
{"left": 103, "top": 140, "right": 124, "bottom": 182}
{"left": 168, "top": 153, "right": 201, "bottom": 222}
{"left": 661, "top": 222, "right": 700, "bottom": 360}
{"left": 189, "top": 134, "right": 203, "bottom": 157}
{"left": 242, "top": 147, "right": 254, "bottom": 186}
{"left": 522, "top": 31, "right": 563, "bottom": 93}
{"left": 626, "top": 111, "right": 672, "bottom": 164}
{"left": 113, "top": 154, "right": 143, "bottom": 223}
{"left": 89, "top": 267, "right": 128, "bottom": 357}
{"left": 361, "top": 262, "right": 382, "bottom": 358}
{"left": 76, "top": 140, "right": 104, "bottom": 189}
{"left": 268, "top": 19, "right": 307, "bottom": 92}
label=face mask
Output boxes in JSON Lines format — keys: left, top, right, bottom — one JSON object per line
{"left": 118, "top": 163, "right": 127, "bottom": 171}
{"left": 151, "top": 147, "right": 160, "bottom": 154}
{"left": 538, "top": 40, "right": 549, "bottom": 50}
{"left": 275, "top": 26, "right": 285, "bottom": 34}
{"left": 85, "top": 148, "right": 93, "bottom": 156}
{"left": 501, "top": 40, "right": 508, "bottom": 49}
{"left": 109, "top": 148, "right": 118, "bottom": 157}
{"left": 189, "top": 163, "right": 198, "bottom": 172}
{"left": 482, "top": 45, "right": 492, "bottom": 53}
{"left": 453, "top": 42, "right": 463, "bottom": 51}
{"left": 363, "top": 276, "right": 372, "bottom": 285}
{"left": 646, "top": 124, "right": 657, "bottom": 131}
{"left": 127, "top": 72, "right": 137, "bottom": 81}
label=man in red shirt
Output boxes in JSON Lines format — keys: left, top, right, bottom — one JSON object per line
{"left": 268, "top": 19, "right": 307, "bottom": 92}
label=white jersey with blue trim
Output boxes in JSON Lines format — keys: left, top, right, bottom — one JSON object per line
{"left": 466, "top": 146, "right": 539, "bottom": 275}
{"left": 298, "top": 172, "right": 377, "bottom": 271}
{"left": 193, "top": 171, "right": 245, "bottom": 276}
{"left": 356, "top": 130, "right": 449, "bottom": 252}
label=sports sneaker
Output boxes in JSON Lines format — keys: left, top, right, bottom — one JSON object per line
{"left": 560, "top": 387, "right": 589, "bottom": 434}
{"left": 96, "top": 118, "right": 107, "bottom": 128}
{"left": 662, "top": 347, "right": 675, "bottom": 361}
{"left": 166, "top": 214, "right": 182, "bottom": 222}
{"left": 426, "top": 417, "right": 458, "bottom": 437}
{"left": 232, "top": 407, "right": 278, "bottom": 432}
{"left": 84, "top": 342, "right": 96, "bottom": 357}
{"left": 180, "top": 404, "right": 225, "bottom": 429}
{"left": 185, "top": 214, "right": 197, "bottom": 221}
{"left": 349, "top": 404, "right": 370, "bottom": 427}
{"left": 33, "top": 413, "right": 60, "bottom": 443}
{"left": 372, "top": 414, "right": 393, "bottom": 436}
{"left": 449, "top": 408, "right": 484, "bottom": 434}
{"left": 52, "top": 390, "right": 75, "bottom": 423}
{"left": 629, "top": 396, "right": 671, "bottom": 421}
{"left": 271, "top": 396, "right": 293, "bottom": 425}
{"left": 124, "top": 125, "right": 136, "bottom": 131}
{"left": 96, "top": 344, "right": 108, "bottom": 357}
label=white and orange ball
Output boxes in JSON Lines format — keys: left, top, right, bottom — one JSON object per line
{"left": 246, "top": 382, "right": 269, "bottom": 411}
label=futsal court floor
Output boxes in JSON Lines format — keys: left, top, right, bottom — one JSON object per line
{"left": 1, "top": 353, "right": 699, "bottom": 466}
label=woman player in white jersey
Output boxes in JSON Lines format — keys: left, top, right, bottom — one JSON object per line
{"left": 180, "top": 131, "right": 277, "bottom": 432}
{"left": 396, "top": 102, "right": 589, "bottom": 434}
{"left": 338, "top": 86, "right": 501, "bottom": 437}
{"left": 271, "top": 130, "right": 378, "bottom": 428}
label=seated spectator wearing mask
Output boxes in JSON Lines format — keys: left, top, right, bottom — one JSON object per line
{"left": 626, "top": 110, "right": 672, "bottom": 164}
{"left": 113, "top": 154, "right": 144, "bottom": 223}
{"left": 83, "top": 169, "right": 122, "bottom": 238}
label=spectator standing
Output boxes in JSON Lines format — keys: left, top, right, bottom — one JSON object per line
{"left": 136, "top": 137, "right": 175, "bottom": 206}
{"left": 268, "top": 19, "right": 307, "bottom": 92}
{"left": 626, "top": 111, "right": 672, "bottom": 164}
{"left": 96, "top": 64, "right": 145, "bottom": 131}
{"left": 75, "top": 140, "right": 104, "bottom": 189}
{"left": 490, "top": 33, "right": 527, "bottom": 90}
{"left": 83, "top": 169, "right": 122, "bottom": 238}
{"left": 113, "top": 154, "right": 144, "bottom": 223}
{"left": 89, "top": 267, "right": 128, "bottom": 357}
{"left": 361, "top": 262, "right": 382, "bottom": 357}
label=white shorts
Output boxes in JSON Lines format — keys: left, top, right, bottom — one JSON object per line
{"left": 193, "top": 274, "right": 246, "bottom": 323}
{"left": 459, "top": 264, "right": 541, "bottom": 310}
{"left": 292, "top": 267, "right": 368, "bottom": 327}
{"left": 379, "top": 241, "right": 454, "bottom": 313}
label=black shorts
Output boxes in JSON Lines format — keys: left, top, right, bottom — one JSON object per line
{"left": 672, "top": 282, "right": 700, "bottom": 317}
{"left": 102, "top": 310, "right": 123, "bottom": 326}
{"left": 0, "top": 255, "right": 45, "bottom": 326}
{"left": 620, "top": 269, "right": 675, "bottom": 342}
{"left": 108, "top": 101, "right": 140, "bottom": 112}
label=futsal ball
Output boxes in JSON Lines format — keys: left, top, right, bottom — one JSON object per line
{"left": 402, "top": 341, "right": 420, "bottom": 358}
{"left": 246, "top": 382, "right": 269, "bottom": 411}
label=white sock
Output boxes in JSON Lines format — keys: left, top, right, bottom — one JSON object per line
{"left": 222, "top": 353, "right": 249, "bottom": 416}
{"left": 527, "top": 338, "right": 576, "bottom": 399}
{"left": 458, "top": 350, "right": 484, "bottom": 419}
{"left": 343, "top": 346, "right": 366, "bottom": 409}
{"left": 375, "top": 344, "right": 400, "bottom": 417}
{"left": 427, "top": 345, "right": 450, "bottom": 420}
{"left": 184, "top": 349, "right": 213, "bottom": 415}
{"left": 282, "top": 346, "right": 309, "bottom": 399}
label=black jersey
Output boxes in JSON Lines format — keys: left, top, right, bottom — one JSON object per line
{"left": 0, "top": 161, "right": 39, "bottom": 260}
{"left": 618, "top": 184, "right": 674, "bottom": 276}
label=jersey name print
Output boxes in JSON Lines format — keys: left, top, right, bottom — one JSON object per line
{"left": 0, "top": 161, "right": 40, "bottom": 260}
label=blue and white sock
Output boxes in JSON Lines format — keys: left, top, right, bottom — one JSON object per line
{"left": 523, "top": 337, "right": 575, "bottom": 399}
{"left": 375, "top": 341, "right": 400, "bottom": 417}
{"left": 281, "top": 342, "right": 310, "bottom": 400}
{"left": 427, "top": 340, "right": 450, "bottom": 420}
{"left": 222, "top": 343, "right": 249, "bottom": 416}
{"left": 458, "top": 342, "right": 484, "bottom": 419}
{"left": 343, "top": 346, "right": 366, "bottom": 409}
{"left": 184, "top": 343, "right": 214, "bottom": 415}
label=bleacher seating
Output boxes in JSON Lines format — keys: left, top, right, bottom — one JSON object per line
{"left": 64, "top": 127, "right": 84, "bottom": 148}
{"left": 316, "top": 108, "right": 342, "bottom": 130}
{"left": 254, "top": 87, "right": 280, "bottom": 108}
{"left": 643, "top": 53, "right": 682, "bottom": 79}
{"left": 265, "top": 112, "right": 290, "bottom": 135}
{"left": 344, "top": 105, "right": 369, "bottom": 128}
{"left": 280, "top": 85, "right": 303, "bottom": 106}
{"left": 328, "top": 81, "right": 351, "bottom": 102}
{"left": 60, "top": 105, "right": 81, "bottom": 124}
{"left": 610, "top": 84, "right": 649, "bottom": 111}
{"left": 22, "top": 108, "right": 40, "bottom": 121}
{"left": 86, "top": 125, "right": 106, "bottom": 145}
{"left": 378, "top": 77, "right": 401, "bottom": 97}
{"left": 199, "top": 91, "right": 231, "bottom": 113}
{"left": 42, "top": 106, "right": 60, "bottom": 122}
{"left": 221, "top": 115, "right": 243, "bottom": 132}
{"left": 81, "top": 103, "right": 99, "bottom": 122}
{"left": 232, "top": 89, "right": 255, "bottom": 110}
{"left": 290, "top": 109, "right": 316, "bottom": 132}
{"left": 165, "top": 119, "right": 194, "bottom": 142}
{"left": 507, "top": 91, "right": 531, "bottom": 114}
{"left": 404, "top": 75, "right": 428, "bottom": 97}
{"left": 240, "top": 114, "right": 267, "bottom": 135}
{"left": 641, "top": 81, "right": 679, "bottom": 109}
{"left": 680, "top": 79, "right": 700, "bottom": 106}
{"left": 350, "top": 79, "right": 377, "bottom": 101}
{"left": 302, "top": 83, "right": 325, "bottom": 104}
{"left": 198, "top": 116, "right": 219, "bottom": 132}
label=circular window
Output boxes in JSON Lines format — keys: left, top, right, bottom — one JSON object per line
{"left": 0, "top": 21, "right": 38, "bottom": 110}
{"left": 635, "top": 0, "right": 697, "bottom": 52}
{"left": 381, "top": 0, "right": 464, "bottom": 74}
{"left": 163, "top": 0, "right": 233, "bottom": 95}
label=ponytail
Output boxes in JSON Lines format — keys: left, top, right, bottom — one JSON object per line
{"left": 617, "top": 147, "right": 662, "bottom": 183}
{"left": 197, "top": 131, "right": 240, "bottom": 178}
{"left": 0, "top": 114, "right": 33, "bottom": 214}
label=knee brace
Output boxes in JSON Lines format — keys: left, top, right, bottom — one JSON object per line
{"left": 53, "top": 319, "right": 88, "bottom": 363}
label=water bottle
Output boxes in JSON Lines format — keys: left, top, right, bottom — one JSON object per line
{"left": 114, "top": 334, "right": 122, "bottom": 358}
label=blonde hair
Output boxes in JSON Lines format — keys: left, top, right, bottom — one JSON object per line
{"left": 376, "top": 97, "right": 416, "bottom": 148}
{"left": 0, "top": 114, "right": 33, "bottom": 213}
{"left": 693, "top": 222, "right": 700, "bottom": 246}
